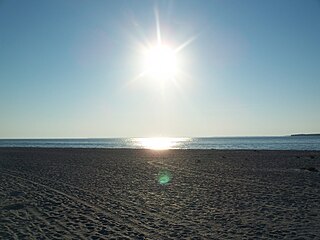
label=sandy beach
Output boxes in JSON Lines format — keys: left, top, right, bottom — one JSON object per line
{"left": 0, "top": 148, "right": 319, "bottom": 239}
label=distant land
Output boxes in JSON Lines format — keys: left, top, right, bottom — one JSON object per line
{"left": 291, "top": 134, "right": 320, "bottom": 137}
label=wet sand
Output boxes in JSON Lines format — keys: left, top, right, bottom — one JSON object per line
{"left": 1, "top": 148, "right": 320, "bottom": 239}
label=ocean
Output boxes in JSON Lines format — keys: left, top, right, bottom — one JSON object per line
{"left": 0, "top": 136, "right": 319, "bottom": 150}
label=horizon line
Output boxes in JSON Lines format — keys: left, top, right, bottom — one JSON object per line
{"left": 1, "top": 133, "right": 319, "bottom": 140}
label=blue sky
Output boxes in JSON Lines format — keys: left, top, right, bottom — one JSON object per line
{"left": 0, "top": 0, "right": 319, "bottom": 138}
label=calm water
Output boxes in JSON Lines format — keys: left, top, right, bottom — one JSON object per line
{"left": 0, "top": 137, "right": 319, "bottom": 150}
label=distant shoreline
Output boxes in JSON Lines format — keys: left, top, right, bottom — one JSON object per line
{"left": 291, "top": 134, "right": 320, "bottom": 137}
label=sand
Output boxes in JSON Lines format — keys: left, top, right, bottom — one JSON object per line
{"left": 0, "top": 148, "right": 320, "bottom": 239}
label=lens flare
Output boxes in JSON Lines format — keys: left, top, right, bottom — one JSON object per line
{"left": 158, "top": 170, "right": 172, "bottom": 185}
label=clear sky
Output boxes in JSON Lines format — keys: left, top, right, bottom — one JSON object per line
{"left": 0, "top": 0, "right": 319, "bottom": 138}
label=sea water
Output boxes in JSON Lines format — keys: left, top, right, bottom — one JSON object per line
{"left": 0, "top": 136, "right": 319, "bottom": 150}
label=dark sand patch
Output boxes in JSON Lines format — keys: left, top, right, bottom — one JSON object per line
{"left": 2, "top": 203, "right": 26, "bottom": 210}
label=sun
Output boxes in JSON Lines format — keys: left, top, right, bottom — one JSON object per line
{"left": 131, "top": 8, "right": 196, "bottom": 86}
{"left": 143, "top": 44, "right": 177, "bottom": 80}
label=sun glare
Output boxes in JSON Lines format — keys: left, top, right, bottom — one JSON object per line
{"left": 134, "top": 137, "right": 189, "bottom": 150}
{"left": 143, "top": 44, "right": 177, "bottom": 80}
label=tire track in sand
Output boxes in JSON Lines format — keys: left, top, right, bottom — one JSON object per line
{"left": 1, "top": 170, "right": 213, "bottom": 239}
{"left": 1, "top": 171, "right": 162, "bottom": 239}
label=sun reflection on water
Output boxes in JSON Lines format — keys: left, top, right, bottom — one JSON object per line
{"left": 133, "top": 137, "right": 189, "bottom": 150}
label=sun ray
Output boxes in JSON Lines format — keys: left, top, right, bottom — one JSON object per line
{"left": 174, "top": 34, "right": 198, "bottom": 53}
{"left": 129, "top": 18, "right": 152, "bottom": 49}
{"left": 155, "top": 8, "right": 162, "bottom": 45}
{"left": 125, "top": 70, "right": 148, "bottom": 88}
